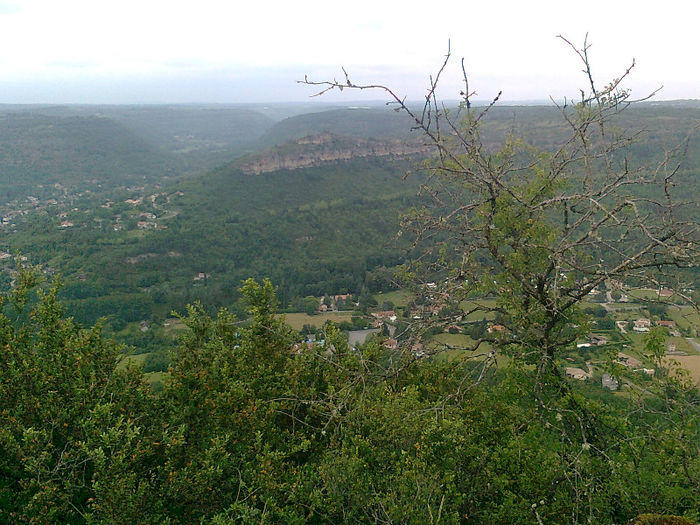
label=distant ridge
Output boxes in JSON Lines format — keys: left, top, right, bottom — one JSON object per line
{"left": 254, "top": 107, "right": 417, "bottom": 149}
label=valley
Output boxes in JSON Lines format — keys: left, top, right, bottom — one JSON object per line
{"left": 1, "top": 102, "right": 698, "bottom": 378}
{"left": 2, "top": 97, "right": 699, "bottom": 524}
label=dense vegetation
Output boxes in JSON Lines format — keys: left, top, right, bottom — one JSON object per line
{"left": 1, "top": 273, "right": 697, "bottom": 523}
{"left": 0, "top": 96, "right": 698, "bottom": 523}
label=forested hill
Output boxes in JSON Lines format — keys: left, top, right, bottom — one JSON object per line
{"left": 253, "top": 106, "right": 418, "bottom": 148}
{"left": 0, "top": 113, "right": 180, "bottom": 201}
{"left": 98, "top": 105, "right": 277, "bottom": 169}
{"left": 256, "top": 102, "right": 700, "bottom": 164}
{"left": 3, "top": 151, "right": 422, "bottom": 323}
{"left": 0, "top": 101, "right": 698, "bottom": 350}
{"left": 0, "top": 105, "right": 278, "bottom": 203}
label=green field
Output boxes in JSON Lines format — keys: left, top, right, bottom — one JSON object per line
{"left": 666, "top": 336, "right": 697, "bottom": 355}
{"left": 459, "top": 299, "right": 498, "bottom": 322}
{"left": 373, "top": 289, "right": 413, "bottom": 308}
{"left": 668, "top": 306, "right": 700, "bottom": 335}
{"left": 117, "top": 352, "right": 148, "bottom": 369}
{"left": 283, "top": 311, "right": 355, "bottom": 331}
{"left": 430, "top": 332, "right": 498, "bottom": 363}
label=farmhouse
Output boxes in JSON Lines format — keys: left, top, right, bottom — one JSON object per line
{"left": 601, "top": 373, "right": 619, "bottom": 391}
{"left": 566, "top": 367, "right": 588, "bottom": 380}
{"left": 590, "top": 334, "right": 609, "bottom": 346}
{"left": 617, "top": 352, "right": 642, "bottom": 369}
{"left": 633, "top": 318, "right": 651, "bottom": 332}
{"left": 373, "top": 311, "right": 397, "bottom": 323}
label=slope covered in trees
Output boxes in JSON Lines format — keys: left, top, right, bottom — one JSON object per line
{"left": 0, "top": 112, "right": 181, "bottom": 201}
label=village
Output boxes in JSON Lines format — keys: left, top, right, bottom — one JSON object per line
{"left": 283, "top": 282, "right": 700, "bottom": 392}
{"left": 2, "top": 186, "right": 698, "bottom": 394}
{"left": 0, "top": 184, "right": 183, "bottom": 236}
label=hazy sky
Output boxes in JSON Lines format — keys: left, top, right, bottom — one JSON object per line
{"left": 0, "top": 0, "right": 697, "bottom": 104}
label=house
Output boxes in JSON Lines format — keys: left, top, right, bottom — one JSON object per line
{"left": 656, "top": 320, "right": 676, "bottom": 329}
{"left": 576, "top": 342, "right": 592, "bottom": 349}
{"left": 410, "top": 309, "right": 423, "bottom": 320}
{"left": 601, "top": 373, "right": 619, "bottom": 391}
{"left": 193, "top": 272, "right": 208, "bottom": 282}
{"left": 412, "top": 343, "right": 425, "bottom": 358}
{"left": 373, "top": 311, "right": 397, "bottom": 323}
{"left": 633, "top": 318, "right": 651, "bottom": 332}
{"left": 590, "top": 334, "right": 609, "bottom": 346}
{"left": 125, "top": 198, "right": 142, "bottom": 205}
{"left": 60, "top": 220, "right": 74, "bottom": 228}
{"left": 384, "top": 338, "right": 398, "bottom": 350}
{"left": 617, "top": 352, "right": 642, "bottom": 369}
{"left": 487, "top": 324, "right": 506, "bottom": 333}
{"left": 658, "top": 288, "right": 674, "bottom": 298}
{"left": 566, "top": 367, "right": 588, "bottom": 380}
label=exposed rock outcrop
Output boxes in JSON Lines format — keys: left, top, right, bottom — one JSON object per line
{"left": 236, "top": 133, "right": 428, "bottom": 175}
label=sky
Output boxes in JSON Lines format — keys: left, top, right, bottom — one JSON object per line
{"left": 0, "top": 0, "right": 697, "bottom": 104}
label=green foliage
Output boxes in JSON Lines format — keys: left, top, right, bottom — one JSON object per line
{"left": 645, "top": 326, "right": 667, "bottom": 367}
{"left": 0, "top": 272, "right": 698, "bottom": 523}
{"left": 0, "top": 268, "right": 149, "bottom": 523}
{"left": 1, "top": 92, "right": 699, "bottom": 523}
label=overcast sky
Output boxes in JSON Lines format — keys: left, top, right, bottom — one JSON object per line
{"left": 0, "top": 0, "right": 697, "bottom": 104}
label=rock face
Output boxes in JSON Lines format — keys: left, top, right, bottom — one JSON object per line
{"left": 237, "top": 133, "right": 428, "bottom": 175}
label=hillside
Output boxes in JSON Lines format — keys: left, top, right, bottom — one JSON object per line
{"left": 0, "top": 112, "right": 181, "bottom": 202}
{"left": 0, "top": 101, "right": 697, "bottom": 349}
{"left": 101, "top": 105, "right": 277, "bottom": 169}
{"left": 2, "top": 151, "right": 423, "bottom": 325}
{"left": 254, "top": 106, "right": 418, "bottom": 148}
{"left": 236, "top": 132, "right": 428, "bottom": 174}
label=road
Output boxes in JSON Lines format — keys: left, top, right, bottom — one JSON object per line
{"left": 685, "top": 337, "right": 700, "bottom": 353}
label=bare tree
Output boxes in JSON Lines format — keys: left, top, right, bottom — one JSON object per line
{"left": 300, "top": 37, "right": 698, "bottom": 396}
{"left": 298, "top": 39, "right": 700, "bottom": 521}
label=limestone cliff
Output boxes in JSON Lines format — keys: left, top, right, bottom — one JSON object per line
{"left": 236, "top": 133, "right": 428, "bottom": 175}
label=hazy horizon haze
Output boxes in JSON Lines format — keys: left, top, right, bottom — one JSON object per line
{"left": 0, "top": 0, "right": 698, "bottom": 104}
